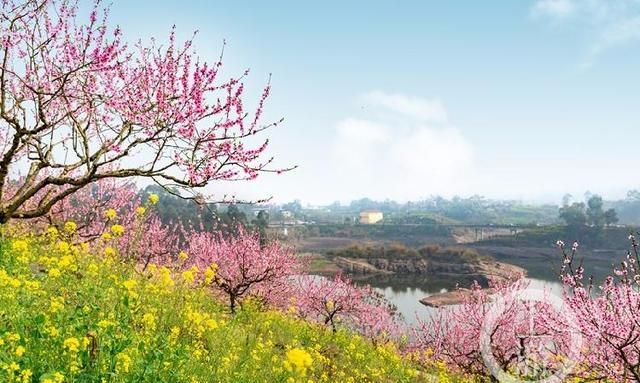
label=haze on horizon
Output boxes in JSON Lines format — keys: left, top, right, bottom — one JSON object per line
{"left": 114, "top": 0, "right": 640, "bottom": 205}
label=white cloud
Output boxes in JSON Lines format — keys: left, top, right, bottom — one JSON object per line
{"left": 531, "top": 0, "right": 640, "bottom": 66}
{"left": 359, "top": 90, "right": 448, "bottom": 123}
{"left": 330, "top": 92, "right": 475, "bottom": 201}
{"left": 590, "top": 14, "right": 640, "bottom": 55}
{"left": 388, "top": 127, "right": 473, "bottom": 182}
{"left": 531, "top": 0, "right": 575, "bottom": 19}
{"left": 333, "top": 118, "right": 389, "bottom": 173}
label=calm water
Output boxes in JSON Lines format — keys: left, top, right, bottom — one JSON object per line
{"left": 359, "top": 275, "right": 564, "bottom": 327}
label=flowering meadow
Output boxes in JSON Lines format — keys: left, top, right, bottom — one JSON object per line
{"left": 0, "top": 192, "right": 473, "bottom": 383}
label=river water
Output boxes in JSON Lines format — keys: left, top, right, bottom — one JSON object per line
{"left": 363, "top": 276, "right": 564, "bottom": 327}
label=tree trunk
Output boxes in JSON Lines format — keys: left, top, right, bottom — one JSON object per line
{"left": 229, "top": 294, "right": 237, "bottom": 314}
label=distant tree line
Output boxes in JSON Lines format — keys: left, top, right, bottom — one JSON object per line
{"left": 141, "top": 185, "right": 270, "bottom": 244}
{"left": 607, "top": 190, "right": 640, "bottom": 225}
{"left": 558, "top": 194, "right": 619, "bottom": 240}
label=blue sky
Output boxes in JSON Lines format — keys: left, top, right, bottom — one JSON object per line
{"left": 110, "top": 1, "right": 640, "bottom": 204}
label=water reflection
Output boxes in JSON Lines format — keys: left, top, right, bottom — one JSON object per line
{"left": 351, "top": 275, "right": 564, "bottom": 327}
{"left": 337, "top": 246, "right": 619, "bottom": 327}
{"left": 352, "top": 273, "right": 468, "bottom": 293}
{"left": 373, "top": 284, "right": 438, "bottom": 327}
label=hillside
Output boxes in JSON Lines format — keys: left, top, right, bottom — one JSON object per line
{"left": 0, "top": 230, "right": 468, "bottom": 382}
{"left": 310, "top": 244, "right": 526, "bottom": 287}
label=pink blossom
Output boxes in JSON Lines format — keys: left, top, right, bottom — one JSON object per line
{"left": 0, "top": 0, "right": 292, "bottom": 223}
{"left": 186, "top": 227, "right": 301, "bottom": 313}
{"left": 289, "top": 274, "right": 401, "bottom": 341}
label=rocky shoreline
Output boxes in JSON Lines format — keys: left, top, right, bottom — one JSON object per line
{"left": 418, "top": 260, "right": 525, "bottom": 307}
{"left": 330, "top": 256, "right": 525, "bottom": 280}
{"left": 305, "top": 252, "right": 526, "bottom": 307}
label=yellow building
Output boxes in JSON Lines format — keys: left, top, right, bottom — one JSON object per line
{"left": 359, "top": 210, "right": 383, "bottom": 224}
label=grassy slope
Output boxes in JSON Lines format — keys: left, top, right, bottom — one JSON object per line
{"left": 0, "top": 229, "right": 470, "bottom": 383}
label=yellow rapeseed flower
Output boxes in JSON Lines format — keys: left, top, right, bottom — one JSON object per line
{"left": 205, "top": 319, "right": 218, "bottom": 330}
{"left": 1, "top": 273, "right": 22, "bottom": 288}
{"left": 285, "top": 348, "right": 313, "bottom": 376}
{"left": 48, "top": 268, "right": 61, "bottom": 278}
{"left": 110, "top": 224, "right": 125, "bottom": 237}
{"left": 24, "top": 280, "right": 40, "bottom": 291}
{"left": 104, "top": 208, "right": 117, "bottom": 220}
{"left": 12, "top": 240, "right": 28, "bottom": 253}
{"left": 181, "top": 266, "right": 198, "bottom": 284}
{"left": 122, "top": 279, "right": 137, "bottom": 291}
{"left": 148, "top": 193, "right": 159, "bottom": 205}
{"left": 15, "top": 345, "right": 25, "bottom": 357}
{"left": 204, "top": 263, "right": 218, "bottom": 284}
{"left": 142, "top": 313, "right": 156, "bottom": 330}
{"left": 63, "top": 337, "right": 80, "bottom": 353}
{"left": 169, "top": 326, "right": 181, "bottom": 340}
{"left": 159, "top": 267, "right": 174, "bottom": 289}
{"left": 45, "top": 326, "right": 60, "bottom": 338}
{"left": 57, "top": 241, "right": 70, "bottom": 253}
{"left": 49, "top": 297, "right": 65, "bottom": 313}
{"left": 19, "top": 369, "right": 32, "bottom": 382}
{"left": 135, "top": 206, "right": 146, "bottom": 216}
{"left": 87, "top": 263, "right": 99, "bottom": 276}
{"left": 38, "top": 255, "right": 54, "bottom": 267}
{"left": 47, "top": 226, "right": 59, "bottom": 239}
{"left": 64, "top": 221, "right": 77, "bottom": 233}
{"left": 98, "top": 320, "right": 115, "bottom": 329}
{"left": 104, "top": 247, "right": 116, "bottom": 257}
{"left": 116, "top": 352, "right": 132, "bottom": 373}
{"left": 57, "top": 255, "right": 75, "bottom": 270}
{"left": 181, "top": 270, "right": 195, "bottom": 284}
{"left": 149, "top": 193, "right": 160, "bottom": 205}
{"left": 178, "top": 251, "right": 189, "bottom": 261}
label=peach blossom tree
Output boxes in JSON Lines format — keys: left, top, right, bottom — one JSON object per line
{"left": 186, "top": 227, "right": 301, "bottom": 313}
{"left": 291, "top": 274, "right": 401, "bottom": 341}
{"left": 0, "top": 0, "right": 288, "bottom": 224}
